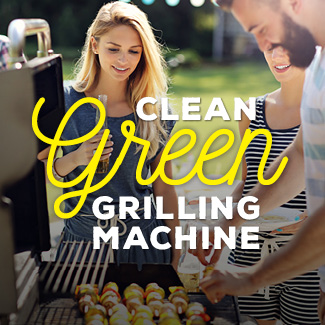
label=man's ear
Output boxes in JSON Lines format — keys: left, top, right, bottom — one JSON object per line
{"left": 285, "top": 0, "right": 303, "bottom": 15}
{"left": 91, "top": 36, "right": 98, "bottom": 54}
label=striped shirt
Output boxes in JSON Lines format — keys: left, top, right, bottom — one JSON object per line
{"left": 243, "top": 95, "right": 306, "bottom": 210}
{"left": 0, "top": 35, "right": 10, "bottom": 71}
{"left": 230, "top": 96, "right": 320, "bottom": 323}
{"left": 301, "top": 46, "right": 325, "bottom": 291}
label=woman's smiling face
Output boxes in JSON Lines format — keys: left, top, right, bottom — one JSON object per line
{"left": 264, "top": 46, "right": 304, "bottom": 83}
{"left": 92, "top": 25, "right": 143, "bottom": 82}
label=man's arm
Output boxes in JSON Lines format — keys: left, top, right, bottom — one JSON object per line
{"left": 251, "top": 203, "right": 325, "bottom": 286}
{"left": 200, "top": 203, "right": 325, "bottom": 302}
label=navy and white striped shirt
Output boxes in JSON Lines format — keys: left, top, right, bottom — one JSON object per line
{"left": 242, "top": 95, "right": 306, "bottom": 211}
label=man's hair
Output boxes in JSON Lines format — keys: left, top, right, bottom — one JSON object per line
{"left": 213, "top": 0, "right": 279, "bottom": 11}
{"left": 212, "top": 0, "right": 234, "bottom": 10}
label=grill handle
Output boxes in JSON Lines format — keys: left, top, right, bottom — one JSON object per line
{"left": 7, "top": 18, "right": 53, "bottom": 67}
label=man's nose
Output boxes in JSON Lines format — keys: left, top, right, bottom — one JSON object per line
{"left": 255, "top": 35, "right": 272, "bottom": 53}
{"left": 272, "top": 46, "right": 286, "bottom": 59}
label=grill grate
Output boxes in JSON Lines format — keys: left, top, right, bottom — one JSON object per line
{"left": 40, "top": 239, "right": 112, "bottom": 294}
{"left": 27, "top": 298, "right": 82, "bottom": 325}
{"left": 36, "top": 237, "right": 241, "bottom": 324}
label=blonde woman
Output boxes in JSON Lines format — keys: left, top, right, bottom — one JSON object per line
{"left": 55, "top": 1, "right": 179, "bottom": 268}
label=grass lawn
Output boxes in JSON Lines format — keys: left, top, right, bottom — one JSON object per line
{"left": 48, "top": 60, "right": 279, "bottom": 221}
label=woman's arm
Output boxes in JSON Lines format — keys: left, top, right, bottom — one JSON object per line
{"left": 53, "top": 131, "right": 113, "bottom": 177}
{"left": 151, "top": 154, "right": 180, "bottom": 270}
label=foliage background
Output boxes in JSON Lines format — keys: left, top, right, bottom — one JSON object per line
{"left": 1, "top": 0, "right": 216, "bottom": 59}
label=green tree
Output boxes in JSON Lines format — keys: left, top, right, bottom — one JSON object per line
{"left": 1, "top": 0, "right": 216, "bottom": 59}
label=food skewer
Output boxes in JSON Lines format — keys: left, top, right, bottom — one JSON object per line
{"left": 75, "top": 282, "right": 211, "bottom": 324}
{"left": 185, "top": 302, "right": 210, "bottom": 324}
{"left": 168, "top": 286, "right": 190, "bottom": 314}
{"left": 124, "top": 283, "right": 145, "bottom": 316}
{"left": 100, "top": 282, "right": 121, "bottom": 316}
{"left": 132, "top": 305, "right": 154, "bottom": 324}
{"left": 84, "top": 304, "right": 108, "bottom": 325}
{"left": 75, "top": 284, "right": 99, "bottom": 314}
{"left": 145, "top": 283, "right": 165, "bottom": 317}
{"left": 109, "top": 303, "right": 132, "bottom": 325}
{"left": 159, "top": 302, "right": 182, "bottom": 325}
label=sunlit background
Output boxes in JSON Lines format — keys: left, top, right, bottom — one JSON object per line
{"left": 1, "top": 0, "right": 280, "bottom": 219}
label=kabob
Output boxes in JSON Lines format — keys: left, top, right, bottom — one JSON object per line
{"left": 75, "top": 284, "right": 99, "bottom": 314}
{"left": 109, "top": 303, "right": 132, "bottom": 325}
{"left": 158, "top": 302, "right": 182, "bottom": 325}
{"left": 84, "top": 304, "right": 108, "bottom": 325}
{"left": 185, "top": 302, "right": 210, "bottom": 325}
{"left": 145, "top": 283, "right": 165, "bottom": 318}
{"left": 100, "top": 282, "right": 122, "bottom": 316}
{"left": 75, "top": 282, "right": 209, "bottom": 324}
{"left": 123, "top": 283, "right": 145, "bottom": 316}
{"left": 132, "top": 305, "right": 155, "bottom": 325}
{"left": 168, "top": 286, "right": 190, "bottom": 315}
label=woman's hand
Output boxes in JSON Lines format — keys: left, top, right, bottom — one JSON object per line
{"left": 270, "top": 211, "right": 308, "bottom": 234}
{"left": 73, "top": 131, "right": 113, "bottom": 166}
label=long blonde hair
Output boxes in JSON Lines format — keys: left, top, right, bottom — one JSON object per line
{"left": 74, "top": 1, "right": 169, "bottom": 160}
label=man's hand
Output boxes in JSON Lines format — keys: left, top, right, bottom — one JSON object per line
{"left": 200, "top": 265, "right": 258, "bottom": 303}
{"left": 270, "top": 211, "right": 307, "bottom": 235}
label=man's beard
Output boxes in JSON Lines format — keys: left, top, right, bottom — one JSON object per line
{"left": 279, "top": 13, "right": 317, "bottom": 68}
